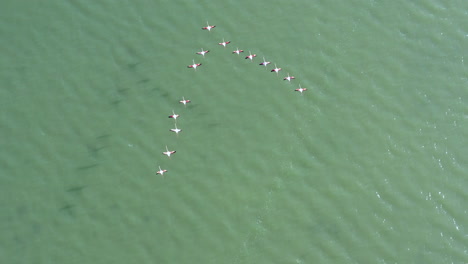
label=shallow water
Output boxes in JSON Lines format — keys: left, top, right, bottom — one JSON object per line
{"left": 1, "top": 0, "right": 467, "bottom": 263}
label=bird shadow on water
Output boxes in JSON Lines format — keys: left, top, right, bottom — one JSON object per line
{"left": 59, "top": 185, "right": 89, "bottom": 218}
{"left": 87, "top": 144, "right": 106, "bottom": 158}
{"left": 127, "top": 62, "right": 141, "bottom": 71}
{"left": 110, "top": 99, "right": 123, "bottom": 107}
{"left": 75, "top": 134, "right": 110, "bottom": 172}
{"left": 66, "top": 185, "right": 87, "bottom": 193}
{"left": 108, "top": 73, "right": 152, "bottom": 107}
{"left": 137, "top": 79, "right": 150, "bottom": 85}
{"left": 76, "top": 163, "right": 99, "bottom": 171}
{"left": 58, "top": 204, "right": 76, "bottom": 217}
{"left": 109, "top": 87, "right": 130, "bottom": 107}
{"left": 96, "top": 134, "right": 111, "bottom": 140}
{"left": 86, "top": 134, "right": 110, "bottom": 159}
{"left": 149, "top": 86, "right": 170, "bottom": 98}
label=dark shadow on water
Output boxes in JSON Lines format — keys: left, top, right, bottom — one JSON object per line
{"left": 96, "top": 134, "right": 111, "bottom": 140}
{"left": 149, "top": 86, "right": 162, "bottom": 93}
{"left": 59, "top": 204, "right": 75, "bottom": 217}
{"left": 66, "top": 185, "right": 87, "bottom": 193}
{"left": 76, "top": 164, "right": 99, "bottom": 171}
{"left": 87, "top": 144, "right": 106, "bottom": 158}
{"left": 137, "top": 79, "right": 150, "bottom": 84}
{"left": 110, "top": 99, "right": 122, "bottom": 106}
{"left": 149, "top": 87, "right": 170, "bottom": 98}
{"left": 127, "top": 62, "right": 141, "bottom": 70}
{"left": 117, "top": 87, "right": 130, "bottom": 95}
{"left": 87, "top": 136, "right": 109, "bottom": 159}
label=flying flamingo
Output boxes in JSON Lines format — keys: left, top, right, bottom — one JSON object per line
{"left": 179, "top": 97, "right": 191, "bottom": 106}
{"left": 187, "top": 59, "right": 202, "bottom": 70}
{"left": 245, "top": 51, "right": 257, "bottom": 61}
{"left": 156, "top": 166, "right": 167, "bottom": 175}
{"left": 283, "top": 73, "right": 295, "bottom": 82}
{"left": 232, "top": 48, "right": 244, "bottom": 55}
{"left": 168, "top": 110, "right": 179, "bottom": 120}
{"left": 202, "top": 22, "right": 216, "bottom": 31}
{"left": 196, "top": 48, "right": 209, "bottom": 57}
{"left": 271, "top": 64, "right": 282, "bottom": 74}
{"left": 218, "top": 38, "right": 231, "bottom": 47}
{"left": 170, "top": 124, "right": 182, "bottom": 134}
{"left": 162, "top": 146, "right": 176, "bottom": 158}
{"left": 259, "top": 57, "right": 271, "bottom": 67}
{"left": 295, "top": 84, "right": 307, "bottom": 94}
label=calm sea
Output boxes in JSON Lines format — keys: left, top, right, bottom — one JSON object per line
{"left": 1, "top": 0, "right": 467, "bottom": 263}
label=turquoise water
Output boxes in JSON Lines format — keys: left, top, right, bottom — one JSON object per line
{"left": 1, "top": 0, "right": 467, "bottom": 263}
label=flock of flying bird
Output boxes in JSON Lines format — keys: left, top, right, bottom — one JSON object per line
{"left": 156, "top": 22, "right": 307, "bottom": 176}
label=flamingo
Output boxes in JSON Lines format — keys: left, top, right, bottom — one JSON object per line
{"left": 202, "top": 22, "right": 216, "bottom": 31}
{"left": 170, "top": 124, "right": 182, "bottom": 134}
{"left": 218, "top": 38, "right": 231, "bottom": 47}
{"left": 162, "top": 146, "right": 176, "bottom": 158}
{"left": 232, "top": 48, "right": 244, "bottom": 55}
{"left": 168, "top": 110, "right": 179, "bottom": 120}
{"left": 245, "top": 51, "right": 257, "bottom": 61}
{"left": 259, "top": 57, "right": 271, "bottom": 67}
{"left": 179, "top": 97, "right": 191, "bottom": 106}
{"left": 156, "top": 166, "right": 167, "bottom": 175}
{"left": 295, "top": 84, "right": 307, "bottom": 94}
{"left": 283, "top": 73, "right": 295, "bottom": 82}
{"left": 196, "top": 48, "right": 209, "bottom": 57}
{"left": 271, "top": 63, "right": 282, "bottom": 74}
{"left": 187, "top": 59, "right": 202, "bottom": 70}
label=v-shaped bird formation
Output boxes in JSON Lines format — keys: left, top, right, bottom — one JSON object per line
{"left": 156, "top": 22, "right": 308, "bottom": 176}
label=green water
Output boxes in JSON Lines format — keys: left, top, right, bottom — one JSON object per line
{"left": 1, "top": 0, "right": 467, "bottom": 263}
